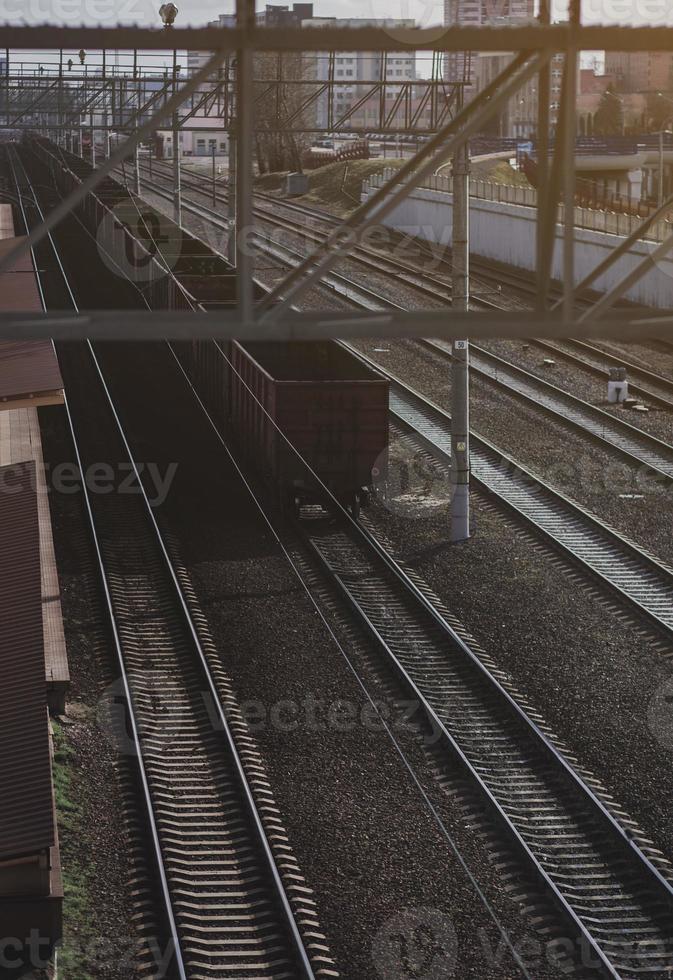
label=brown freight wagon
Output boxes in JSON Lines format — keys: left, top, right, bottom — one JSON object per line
{"left": 230, "top": 340, "right": 389, "bottom": 517}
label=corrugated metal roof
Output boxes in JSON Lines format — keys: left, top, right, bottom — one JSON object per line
{"left": 0, "top": 235, "right": 43, "bottom": 313}
{"left": 0, "top": 204, "right": 14, "bottom": 241}
{"left": 0, "top": 340, "right": 63, "bottom": 402}
{"left": 0, "top": 459, "right": 55, "bottom": 861}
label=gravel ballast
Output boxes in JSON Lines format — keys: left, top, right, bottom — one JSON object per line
{"left": 93, "top": 339, "right": 578, "bottom": 980}
{"left": 355, "top": 338, "right": 673, "bottom": 569}
{"left": 345, "top": 341, "right": 673, "bottom": 877}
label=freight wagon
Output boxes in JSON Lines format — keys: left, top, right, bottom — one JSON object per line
{"left": 228, "top": 340, "right": 389, "bottom": 517}
{"left": 28, "top": 137, "right": 389, "bottom": 516}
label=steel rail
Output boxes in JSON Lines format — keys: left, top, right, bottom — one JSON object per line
{"left": 298, "top": 478, "right": 673, "bottom": 979}
{"left": 343, "top": 342, "right": 673, "bottom": 640}
{"left": 12, "top": 145, "right": 318, "bottom": 980}
{"left": 39, "top": 144, "right": 673, "bottom": 974}
{"left": 420, "top": 338, "right": 673, "bottom": 482}
{"left": 523, "top": 337, "right": 673, "bottom": 412}
{"left": 134, "top": 162, "right": 673, "bottom": 495}
{"left": 5, "top": 144, "right": 188, "bottom": 980}
{"left": 84, "top": 154, "right": 673, "bottom": 634}
{"left": 138, "top": 158, "right": 673, "bottom": 414}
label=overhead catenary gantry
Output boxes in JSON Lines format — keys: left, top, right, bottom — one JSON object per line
{"left": 1, "top": 12, "right": 673, "bottom": 343}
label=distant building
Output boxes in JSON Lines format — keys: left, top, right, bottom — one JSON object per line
{"left": 188, "top": 6, "right": 418, "bottom": 138}
{"left": 301, "top": 17, "right": 416, "bottom": 131}
{"left": 579, "top": 68, "right": 618, "bottom": 95}
{"left": 443, "top": 0, "right": 535, "bottom": 85}
{"left": 606, "top": 51, "right": 673, "bottom": 93}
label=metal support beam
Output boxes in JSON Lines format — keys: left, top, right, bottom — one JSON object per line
{"left": 0, "top": 307, "right": 671, "bottom": 342}
{"left": 450, "top": 136, "right": 470, "bottom": 543}
{"left": 6, "top": 23, "right": 673, "bottom": 54}
{"left": 535, "top": 0, "right": 551, "bottom": 310}
{"left": 552, "top": 190, "right": 673, "bottom": 307}
{"left": 0, "top": 47, "right": 229, "bottom": 277}
{"left": 134, "top": 127, "right": 141, "bottom": 196}
{"left": 258, "top": 51, "right": 548, "bottom": 319}
{"left": 211, "top": 143, "right": 217, "bottom": 208}
{"left": 578, "top": 231, "right": 673, "bottom": 322}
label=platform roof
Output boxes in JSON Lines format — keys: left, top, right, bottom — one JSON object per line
{"left": 0, "top": 340, "right": 63, "bottom": 407}
{"left": 0, "top": 459, "right": 55, "bottom": 862}
{"left": 0, "top": 235, "right": 43, "bottom": 315}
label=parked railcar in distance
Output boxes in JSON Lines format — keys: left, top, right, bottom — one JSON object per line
{"left": 230, "top": 340, "right": 389, "bottom": 517}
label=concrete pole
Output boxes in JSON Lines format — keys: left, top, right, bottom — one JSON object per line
{"left": 227, "top": 129, "right": 237, "bottom": 266}
{"left": 134, "top": 125, "right": 141, "bottom": 196}
{"left": 235, "top": 0, "right": 255, "bottom": 319}
{"left": 90, "top": 113, "right": 96, "bottom": 167}
{"left": 450, "top": 136, "right": 470, "bottom": 543}
{"left": 563, "top": 0, "right": 579, "bottom": 321}
{"left": 172, "top": 111, "right": 181, "bottom": 224}
{"left": 212, "top": 143, "right": 217, "bottom": 208}
{"left": 659, "top": 130, "right": 664, "bottom": 208}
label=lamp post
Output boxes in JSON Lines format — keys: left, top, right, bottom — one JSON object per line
{"left": 159, "top": 3, "right": 178, "bottom": 26}
{"left": 159, "top": 6, "right": 181, "bottom": 217}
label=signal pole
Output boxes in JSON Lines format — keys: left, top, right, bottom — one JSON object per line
{"left": 450, "top": 100, "right": 471, "bottom": 542}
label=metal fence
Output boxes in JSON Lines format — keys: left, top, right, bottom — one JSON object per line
{"left": 362, "top": 169, "right": 673, "bottom": 244}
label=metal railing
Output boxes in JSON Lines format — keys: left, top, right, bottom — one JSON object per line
{"left": 362, "top": 169, "right": 673, "bottom": 243}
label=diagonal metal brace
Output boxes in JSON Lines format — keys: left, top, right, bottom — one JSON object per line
{"left": 257, "top": 49, "right": 551, "bottom": 321}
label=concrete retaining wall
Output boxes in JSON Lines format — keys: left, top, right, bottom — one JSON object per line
{"left": 362, "top": 184, "right": 673, "bottom": 310}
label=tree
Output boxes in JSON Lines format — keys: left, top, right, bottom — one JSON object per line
{"left": 646, "top": 92, "right": 673, "bottom": 132}
{"left": 593, "top": 86, "right": 623, "bottom": 136}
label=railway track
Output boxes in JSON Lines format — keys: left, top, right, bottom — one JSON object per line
{"left": 171, "top": 332, "right": 673, "bottom": 979}
{"left": 126, "top": 159, "right": 673, "bottom": 477}
{"left": 517, "top": 337, "right": 673, "bottom": 412}
{"left": 341, "top": 343, "right": 673, "bottom": 643}
{"left": 166, "top": 159, "right": 673, "bottom": 398}
{"left": 296, "top": 504, "right": 673, "bottom": 977}
{"left": 419, "top": 338, "right": 673, "bottom": 482}
{"left": 39, "top": 146, "right": 673, "bottom": 976}
{"left": 12, "top": 145, "right": 327, "bottom": 980}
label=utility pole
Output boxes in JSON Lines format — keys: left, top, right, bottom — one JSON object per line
{"left": 212, "top": 142, "right": 217, "bottom": 207}
{"left": 134, "top": 123, "right": 141, "bottom": 195}
{"left": 172, "top": 51, "right": 181, "bottom": 225}
{"left": 172, "top": 112, "right": 181, "bottom": 223}
{"left": 450, "top": 112, "right": 471, "bottom": 542}
{"left": 235, "top": 0, "right": 255, "bottom": 319}
{"left": 659, "top": 129, "right": 664, "bottom": 207}
{"left": 227, "top": 127, "right": 237, "bottom": 266}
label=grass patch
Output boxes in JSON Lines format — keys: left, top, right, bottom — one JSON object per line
{"left": 52, "top": 721, "right": 96, "bottom": 980}
{"left": 470, "top": 158, "right": 531, "bottom": 187}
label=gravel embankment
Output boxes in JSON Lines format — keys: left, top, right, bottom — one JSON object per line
{"left": 354, "top": 338, "right": 673, "bottom": 569}
{"left": 94, "top": 340, "right": 572, "bottom": 980}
